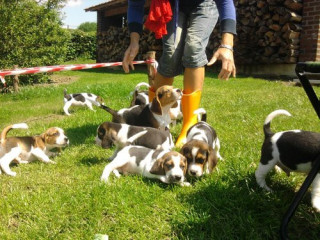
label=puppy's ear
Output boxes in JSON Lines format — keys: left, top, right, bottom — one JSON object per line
{"left": 97, "top": 96, "right": 105, "bottom": 105}
{"left": 181, "top": 155, "right": 188, "bottom": 175}
{"left": 171, "top": 101, "right": 178, "bottom": 108}
{"left": 150, "top": 91, "right": 162, "bottom": 115}
{"left": 101, "top": 129, "right": 117, "bottom": 149}
{"left": 180, "top": 144, "right": 189, "bottom": 156}
{"left": 150, "top": 157, "right": 165, "bottom": 175}
{"left": 207, "top": 147, "right": 218, "bottom": 173}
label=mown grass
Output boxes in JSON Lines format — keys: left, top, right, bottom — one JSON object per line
{"left": 1, "top": 64, "right": 320, "bottom": 239}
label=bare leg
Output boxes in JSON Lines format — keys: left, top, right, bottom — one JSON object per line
{"left": 152, "top": 72, "right": 174, "bottom": 91}
{"left": 183, "top": 67, "right": 204, "bottom": 93}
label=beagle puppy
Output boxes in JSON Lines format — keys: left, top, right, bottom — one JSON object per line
{"left": 100, "top": 85, "right": 182, "bottom": 130}
{"left": 129, "top": 82, "right": 183, "bottom": 125}
{"left": 0, "top": 123, "right": 69, "bottom": 176}
{"left": 95, "top": 121, "right": 174, "bottom": 159}
{"left": 255, "top": 109, "right": 320, "bottom": 212}
{"left": 180, "top": 109, "right": 221, "bottom": 177}
{"left": 100, "top": 146, "right": 190, "bottom": 186}
{"left": 95, "top": 121, "right": 174, "bottom": 150}
{"left": 63, "top": 89, "right": 105, "bottom": 115}
{"left": 130, "top": 82, "right": 150, "bottom": 107}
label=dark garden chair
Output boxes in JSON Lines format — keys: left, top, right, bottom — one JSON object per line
{"left": 280, "top": 62, "right": 320, "bottom": 239}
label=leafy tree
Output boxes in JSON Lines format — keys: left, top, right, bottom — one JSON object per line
{"left": 66, "top": 29, "right": 96, "bottom": 60}
{"left": 77, "top": 22, "right": 97, "bottom": 33}
{"left": 0, "top": 0, "right": 69, "bottom": 84}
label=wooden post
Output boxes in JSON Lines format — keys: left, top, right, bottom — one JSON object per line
{"left": 145, "top": 51, "right": 157, "bottom": 86}
{"left": 13, "top": 65, "right": 19, "bottom": 92}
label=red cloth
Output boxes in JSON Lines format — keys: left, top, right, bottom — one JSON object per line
{"left": 145, "top": 0, "right": 173, "bottom": 39}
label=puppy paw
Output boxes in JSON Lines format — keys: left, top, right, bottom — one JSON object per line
{"left": 100, "top": 176, "right": 109, "bottom": 183}
{"left": 8, "top": 171, "right": 17, "bottom": 177}
{"left": 180, "top": 182, "right": 191, "bottom": 187}
{"left": 112, "top": 170, "right": 121, "bottom": 178}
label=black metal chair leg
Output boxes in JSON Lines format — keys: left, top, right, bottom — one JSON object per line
{"left": 295, "top": 71, "right": 320, "bottom": 119}
{"left": 280, "top": 155, "right": 320, "bottom": 240}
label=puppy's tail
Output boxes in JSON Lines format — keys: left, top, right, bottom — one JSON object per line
{"left": 135, "top": 82, "right": 150, "bottom": 92}
{"left": 263, "top": 109, "right": 291, "bottom": 137}
{"left": 100, "top": 104, "right": 119, "bottom": 118}
{"left": 194, "top": 108, "right": 207, "bottom": 122}
{"left": 130, "top": 82, "right": 150, "bottom": 96}
{"left": 0, "top": 123, "right": 28, "bottom": 144}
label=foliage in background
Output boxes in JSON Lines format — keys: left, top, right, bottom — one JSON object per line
{"left": 0, "top": 0, "right": 68, "bottom": 85}
{"left": 65, "top": 29, "right": 96, "bottom": 61}
{"left": 77, "top": 21, "right": 97, "bottom": 33}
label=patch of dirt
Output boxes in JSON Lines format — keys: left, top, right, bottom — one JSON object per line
{"left": 47, "top": 75, "right": 79, "bottom": 85}
{"left": 23, "top": 114, "right": 66, "bottom": 124}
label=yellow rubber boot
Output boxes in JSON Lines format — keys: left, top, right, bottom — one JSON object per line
{"left": 175, "top": 90, "right": 202, "bottom": 147}
{"left": 149, "top": 87, "right": 156, "bottom": 102}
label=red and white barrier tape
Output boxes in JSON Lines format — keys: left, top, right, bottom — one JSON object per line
{"left": 0, "top": 60, "right": 155, "bottom": 86}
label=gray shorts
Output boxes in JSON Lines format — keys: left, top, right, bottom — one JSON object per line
{"left": 157, "top": 0, "right": 219, "bottom": 78}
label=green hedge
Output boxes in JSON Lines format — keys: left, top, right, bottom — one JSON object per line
{"left": 66, "top": 29, "right": 96, "bottom": 61}
{"left": 0, "top": 0, "right": 70, "bottom": 85}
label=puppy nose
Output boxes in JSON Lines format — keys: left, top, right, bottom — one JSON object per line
{"left": 176, "top": 89, "right": 181, "bottom": 94}
{"left": 174, "top": 175, "right": 182, "bottom": 181}
{"left": 190, "top": 170, "right": 197, "bottom": 176}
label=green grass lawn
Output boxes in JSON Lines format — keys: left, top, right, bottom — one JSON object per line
{"left": 1, "top": 65, "right": 320, "bottom": 239}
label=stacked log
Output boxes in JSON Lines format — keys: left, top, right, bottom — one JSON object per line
{"left": 97, "top": 26, "right": 162, "bottom": 62}
{"left": 207, "top": 0, "right": 303, "bottom": 64}
{"left": 97, "top": 0, "right": 303, "bottom": 64}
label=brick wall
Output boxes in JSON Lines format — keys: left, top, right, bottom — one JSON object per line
{"left": 299, "top": 0, "right": 320, "bottom": 62}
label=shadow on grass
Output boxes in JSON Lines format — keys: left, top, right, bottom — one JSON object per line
{"left": 65, "top": 123, "right": 98, "bottom": 146}
{"left": 172, "top": 173, "right": 320, "bottom": 240}
{"left": 79, "top": 157, "right": 103, "bottom": 166}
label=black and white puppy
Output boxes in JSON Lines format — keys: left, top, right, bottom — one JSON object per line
{"left": 100, "top": 146, "right": 190, "bottom": 186}
{"left": 95, "top": 121, "right": 174, "bottom": 159}
{"left": 255, "top": 109, "right": 320, "bottom": 212}
{"left": 0, "top": 123, "right": 69, "bottom": 176}
{"left": 100, "top": 85, "right": 182, "bottom": 130}
{"left": 130, "top": 82, "right": 150, "bottom": 107}
{"left": 180, "top": 109, "right": 222, "bottom": 177}
{"left": 63, "top": 89, "right": 105, "bottom": 115}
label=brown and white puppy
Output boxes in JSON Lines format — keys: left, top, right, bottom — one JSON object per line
{"left": 95, "top": 121, "right": 174, "bottom": 159}
{"left": 130, "top": 82, "right": 150, "bottom": 107}
{"left": 100, "top": 85, "right": 182, "bottom": 130}
{"left": 0, "top": 123, "right": 69, "bottom": 176}
{"left": 63, "top": 89, "right": 105, "bottom": 115}
{"left": 255, "top": 109, "right": 320, "bottom": 212}
{"left": 180, "top": 109, "right": 221, "bottom": 177}
{"left": 100, "top": 146, "right": 190, "bottom": 186}
{"left": 129, "top": 82, "right": 182, "bottom": 126}
{"left": 95, "top": 121, "right": 174, "bottom": 150}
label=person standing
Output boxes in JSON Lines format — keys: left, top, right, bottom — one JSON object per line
{"left": 122, "top": 0, "right": 237, "bottom": 147}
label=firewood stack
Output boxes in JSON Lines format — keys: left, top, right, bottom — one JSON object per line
{"left": 96, "top": 25, "right": 162, "bottom": 63}
{"left": 207, "top": 0, "right": 302, "bottom": 64}
{"left": 97, "top": 0, "right": 302, "bottom": 65}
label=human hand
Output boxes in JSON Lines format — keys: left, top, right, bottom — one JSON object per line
{"left": 122, "top": 32, "right": 140, "bottom": 73}
{"left": 207, "top": 47, "right": 236, "bottom": 80}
